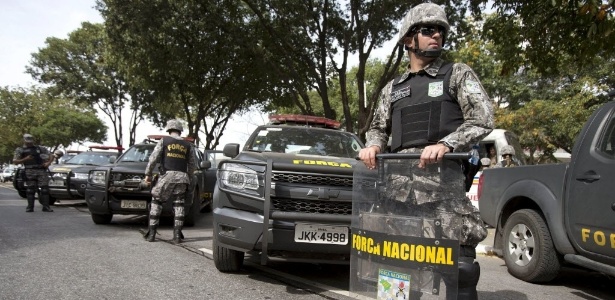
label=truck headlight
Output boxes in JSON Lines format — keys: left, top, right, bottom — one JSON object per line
{"left": 218, "top": 163, "right": 264, "bottom": 197}
{"left": 89, "top": 170, "right": 107, "bottom": 186}
{"left": 74, "top": 172, "right": 89, "bottom": 180}
{"left": 219, "top": 163, "right": 259, "bottom": 190}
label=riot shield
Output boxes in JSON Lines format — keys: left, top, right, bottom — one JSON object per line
{"left": 350, "top": 153, "right": 470, "bottom": 300}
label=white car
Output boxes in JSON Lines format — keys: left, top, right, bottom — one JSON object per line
{"left": 0, "top": 168, "right": 15, "bottom": 182}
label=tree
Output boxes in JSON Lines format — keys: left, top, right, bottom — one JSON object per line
{"left": 483, "top": 0, "right": 615, "bottom": 76}
{"left": 0, "top": 86, "right": 107, "bottom": 163}
{"left": 26, "top": 22, "right": 144, "bottom": 148}
{"left": 98, "top": 0, "right": 285, "bottom": 149}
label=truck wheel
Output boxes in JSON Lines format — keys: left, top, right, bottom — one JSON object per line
{"left": 49, "top": 196, "right": 57, "bottom": 206}
{"left": 213, "top": 234, "right": 244, "bottom": 272}
{"left": 502, "top": 209, "right": 561, "bottom": 282}
{"left": 17, "top": 190, "right": 27, "bottom": 199}
{"left": 91, "top": 213, "right": 113, "bottom": 225}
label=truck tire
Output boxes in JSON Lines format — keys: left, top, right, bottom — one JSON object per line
{"left": 213, "top": 234, "right": 244, "bottom": 272}
{"left": 49, "top": 196, "right": 57, "bottom": 206}
{"left": 17, "top": 190, "right": 27, "bottom": 199}
{"left": 91, "top": 213, "right": 113, "bottom": 225}
{"left": 502, "top": 209, "right": 561, "bottom": 282}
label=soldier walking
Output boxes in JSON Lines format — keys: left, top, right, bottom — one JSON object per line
{"left": 143, "top": 119, "right": 197, "bottom": 244}
{"left": 13, "top": 133, "right": 57, "bottom": 212}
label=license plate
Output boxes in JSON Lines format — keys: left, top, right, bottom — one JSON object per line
{"left": 120, "top": 200, "right": 147, "bottom": 209}
{"left": 294, "top": 224, "right": 349, "bottom": 245}
{"left": 49, "top": 180, "right": 64, "bottom": 186}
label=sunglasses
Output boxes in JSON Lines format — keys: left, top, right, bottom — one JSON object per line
{"left": 412, "top": 25, "right": 446, "bottom": 37}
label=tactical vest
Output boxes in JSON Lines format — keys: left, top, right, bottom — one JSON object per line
{"left": 161, "top": 136, "right": 191, "bottom": 173}
{"left": 390, "top": 62, "right": 463, "bottom": 152}
{"left": 21, "top": 146, "right": 45, "bottom": 168}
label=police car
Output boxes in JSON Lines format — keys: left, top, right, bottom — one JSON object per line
{"left": 47, "top": 146, "right": 123, "bottom": 202}
{"left": 84, "top": 135, "right": 211, "bottom": 226}
{"left": 212, "top": 115, "right": 364, "bottom": 272}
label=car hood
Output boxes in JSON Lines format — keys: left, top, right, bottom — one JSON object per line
{"left": 90, "top": 161, "right": 160, "bottom": 174}
{"left": 234, "top": 152, "right": 359, "bottom": 176}
{"left": 49, "top": 164, "right": 101, "bottom": 174}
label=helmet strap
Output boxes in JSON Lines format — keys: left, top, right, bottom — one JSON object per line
{"left": 408, "top": 31, "right": 444, "bottom": 58}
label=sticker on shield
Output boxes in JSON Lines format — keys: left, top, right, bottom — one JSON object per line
{"left": 428, "top": 81, "right": 443, "bottom": 97}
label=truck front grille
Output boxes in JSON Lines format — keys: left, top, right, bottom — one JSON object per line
{"left": 272, "top": 172, "right": 352, "bottom": 187}
{"left": 50, "top": 172, "right": 68, "bottom": 180}
{"left": 111, "top": 172, "right": 145, "bottom": 181}
{"left": 272, "top": 198, "right": 352, "bottom": 215}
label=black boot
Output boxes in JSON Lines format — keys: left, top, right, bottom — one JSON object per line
{"left": 143, "top": 225, "right": 157, "bottom": 242}
{"left": 40, "top": 187, "right": 53, "bottom": 212}
{"left": 26, "top": 189, "right": 35, "bottom": 212}
{"left": 172, "top": 228, "right": 184, "bottom": 244}
{"left": 455, "top": 256, "right": 480, "bottom": 300}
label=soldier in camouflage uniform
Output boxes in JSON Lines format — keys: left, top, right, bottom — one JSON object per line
{"left": 358, "top": 3, "right": 493, "bottom": 299}
{"left": 13, "top": 133, "right": 58, "bottom": 212}
{"left": 142, "top": 119, "right": 197, "bottom": 244}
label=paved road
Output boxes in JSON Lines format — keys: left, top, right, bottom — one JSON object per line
{"left": 1, "top": 182, "right": 613, "bottom": 300}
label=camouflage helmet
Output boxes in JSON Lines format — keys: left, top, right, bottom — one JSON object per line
{"left": 165, "top": 119, "right": 184, "bottom": 133}
{"left": 397, "top": 3, "right": 450, "bottom": 45}
{"left": 501, "top": 145, "right": 515, "bottom": 156}
{"left": 53, "top": 150, "right": 64, "bottom": 158}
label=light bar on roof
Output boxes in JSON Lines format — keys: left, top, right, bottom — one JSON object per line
{"left": 268, "top": 114, "right": 341, "bottom": 129}
{"left": 88, "top": 145, "right": 125, "bottom": 151}
{"left": 146, "top": 135, "right": 195, "bottom": 143}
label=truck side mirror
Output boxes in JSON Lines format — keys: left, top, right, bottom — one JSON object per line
{"left": 223, "top": 143, "right": 240, "bottom": 158}
{"left": 200, "top": 160, "right": 212, "bottom": 169}
{"left": 109, "top": 156, "right": 117, "bottom": 163}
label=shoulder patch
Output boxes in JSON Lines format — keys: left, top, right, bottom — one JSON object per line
{"left": 465, "top": 80, "right": 482, "bottom": 94}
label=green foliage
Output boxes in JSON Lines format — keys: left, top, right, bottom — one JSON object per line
{"left": 0, "top": 86, "right": 107, "bottom": 163}
{"left": 26, "top": 22, "right": 141, "bottom": 147}
{"left": 98, "top": 0, "right": 285, "bottom": 149}
{"left": 483, "top": 0, "right": 615, "bottom": 76}
{"left": 448, "top": 14, "right": 613, "bottom": 164}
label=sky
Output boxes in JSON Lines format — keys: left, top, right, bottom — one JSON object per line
{"left": 0, "top": 0, "right": 266, "bottom": 150}
{"left": 0, "top": 0, "right": 394, "bottom": 150}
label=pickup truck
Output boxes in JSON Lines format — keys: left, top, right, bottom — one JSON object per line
{"left": 85, "top": 136, "right": 212, "bottom": 226}
{"left": 212, "top": 115, "right": 364, "bottom": 272}
{"left": 478, "top": 98, "right": 615, "bottom": 283}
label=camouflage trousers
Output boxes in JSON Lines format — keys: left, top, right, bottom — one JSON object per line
{"left": 24, "top": 168, "right": 51, "bottom": 208}
{"left": 24, "top": 168, "right": 50, "bottom": 188}
{"left": 380, "top": 152, "right": 487, "bottom": 246}
{"left": 149, "top": 176, "right": 188, "bottom": 228}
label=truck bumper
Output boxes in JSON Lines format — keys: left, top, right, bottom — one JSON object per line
{"left": 213, "top": 207, "right": 351, "bottom": 257}
{"left": 85, "top": 186, "right": 190, "bottom": 216}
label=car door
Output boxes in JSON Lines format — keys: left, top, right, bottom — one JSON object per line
{"left": 203, "top": 150, "right": 224, "bottom": 202}
{"left": 565, "top": 102, "right": 615, "bottom": 261}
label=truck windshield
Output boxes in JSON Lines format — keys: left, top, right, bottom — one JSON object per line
{"left": 65, "top": 152, "right": 117, "bottom": 165}
{"left": 118, "top": 144, "right": 155, "bottom": 163}
{"left": 247, "top": 126, "right": 363, "bottom": 158}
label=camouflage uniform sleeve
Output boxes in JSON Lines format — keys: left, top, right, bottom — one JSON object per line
{"left": 365, "top": 80, "right": 394, "bottom": 151}
{"left": 145, "top": 140, "right": 164, "bottom": 177}
{"left": 440, "top": 62, "right": 494, "bottom": 152}
{"left": 13, "top": 147, "right": 23, "bottom": 163}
